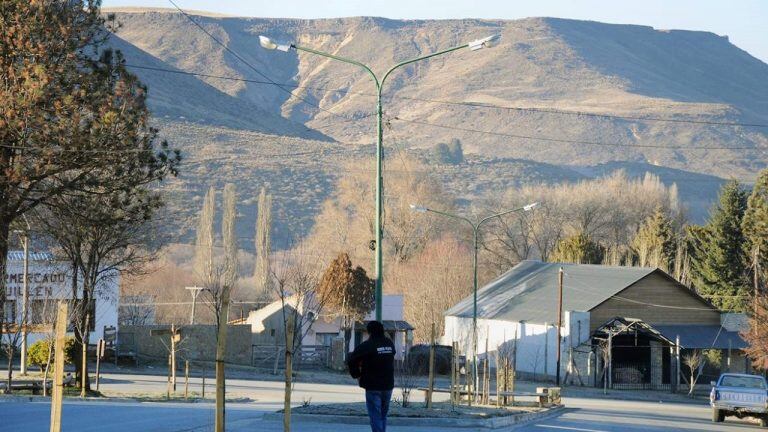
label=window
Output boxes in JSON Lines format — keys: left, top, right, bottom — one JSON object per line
{"left": 29, "top": 300, "right": 58, "bottom": 325}
{"left": 317, "top": 333, "right": 338, "bottom": 347}
{"left": 721, "top": 375, "right": 766, "bottom": 389}
{"left": 3, "top": 300, "right": 17, "bottom": 323}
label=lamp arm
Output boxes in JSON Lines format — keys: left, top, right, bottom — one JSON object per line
{"left": 477, "top": 206, "right": 530, "bottom": 229}
{"left": 379, "top": 44, "right": 469, "bottom": 95}
{"left": 424, "top": 208, "right": 476, "bottom": 231}
{"left": 292, "top": 45, "right": 380, "bottom": 88}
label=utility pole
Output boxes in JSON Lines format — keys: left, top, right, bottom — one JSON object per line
{"left": 185, "top": 286, "right": 204, "bottom": 325}
{"left": 555, "top": 267, "right": 564, "bottom": 386}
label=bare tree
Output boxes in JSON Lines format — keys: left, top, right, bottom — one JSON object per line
{"left": 389, "top": 235, "right": 472, "bottom": 342}
{"left": 202, "top": 184, "right": 238, "bottom": 324}
{"left": 194, "top": 186, "right": 216, "bottom": 287}
{"left": 254, "top": 186, "right": 273, "bottom": 303}
{"left": 35, "top": 182, "right": 167, "bottom": 392}
{"left": 682, "top": 350, "right": 706, "bottom": 396}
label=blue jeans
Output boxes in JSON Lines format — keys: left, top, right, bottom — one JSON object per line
{"left": 365, "top": 390, "right": 392, "bottom": 432}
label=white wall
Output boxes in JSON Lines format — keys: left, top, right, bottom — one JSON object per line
{"left": 4, "top": 255, "right": 119, "bottom": 344}
{"left": 443, "top": 311, "right": 590, "bottom": 378}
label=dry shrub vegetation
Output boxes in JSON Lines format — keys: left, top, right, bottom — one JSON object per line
{"left": 124, "top": 157, "right": 687, "bottom": 343}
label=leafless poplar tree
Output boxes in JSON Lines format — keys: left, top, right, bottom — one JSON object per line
{"left": 194, "top": 186, "right": 216, "bottom": 285}
{"left": 203, "top": 184, "right": 238, "bottom": 325}
{"left": 254, "top": 186, "right": 273, "bottom": 303}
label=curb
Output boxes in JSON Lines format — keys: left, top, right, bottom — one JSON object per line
{"left": 0, "top": 395, "right": 142, "bottom": 404}
{"left": 263, "top": 405, "right": 566, "bottom": 429}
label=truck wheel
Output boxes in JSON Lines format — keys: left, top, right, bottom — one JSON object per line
{"left": 712, "top": 408, "right": 724, "bottom": 423}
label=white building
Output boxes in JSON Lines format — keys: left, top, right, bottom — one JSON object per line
{"left": 3, "top": 251, "right": 119, "bottom": 343}
{"left": 443, "top": 260, "right": 747, "bottom": 388}
{"left": 247, "top": 294, "right": 413, "bottom": 360}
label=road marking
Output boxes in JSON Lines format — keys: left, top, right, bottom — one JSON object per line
{"left": 535, "top": 425, "right": 608, "bottom": 432}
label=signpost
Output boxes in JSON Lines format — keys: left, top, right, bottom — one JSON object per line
{"left": 95, "top": 339, "right": 105, "bottom": 391}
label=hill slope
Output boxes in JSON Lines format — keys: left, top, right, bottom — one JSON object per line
{"left": 107, "top": 10, "right": 768, "bottom": 179}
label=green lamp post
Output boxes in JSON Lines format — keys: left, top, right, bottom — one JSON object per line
{"left": 259, "top": 33, "right": 500, "bottom": 320}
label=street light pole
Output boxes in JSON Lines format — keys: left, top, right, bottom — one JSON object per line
{"left": 410, "top": 202, "right": 539, "bottom": 400}
{"left": 259, "top": 34, "right": 499, "bottom": 320}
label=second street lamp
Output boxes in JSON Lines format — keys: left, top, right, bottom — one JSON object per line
{"left": 259, "top": 34, "right": 499, "bottom": 320}
{"left": 410, "top": 202, "right": 539, "bottom": 401}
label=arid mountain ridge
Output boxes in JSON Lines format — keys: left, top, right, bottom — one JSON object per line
{"left": 103, "top": 9, "right": 768, "bottom": 247}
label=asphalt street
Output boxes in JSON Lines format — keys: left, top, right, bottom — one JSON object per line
{"left": 0, "top": 373, "right": 763, "bottom": 431}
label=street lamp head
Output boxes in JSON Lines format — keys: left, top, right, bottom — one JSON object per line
{"left": 468, "top": 34, "right": 501, "bottom": 51}
{"left": 259, "top": 35, "right": 292, "bottom": 52}
{"left": 409, "top": 204, "right": 428, "bottom": 213}
{"left": 523, "top": 202, "right": 540, "bottom": 212}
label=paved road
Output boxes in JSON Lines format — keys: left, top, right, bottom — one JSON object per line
{"left": 1, "top": 373, "right": 762, "bottom": 431}
{"left": 1, "top": 395, "right": 761, "bottom": 431}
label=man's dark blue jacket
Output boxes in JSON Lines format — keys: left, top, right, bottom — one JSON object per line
{"left": 346, "top": 335, "right": 396, "bottom": 391}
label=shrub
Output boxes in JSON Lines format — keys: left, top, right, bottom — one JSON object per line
{"left": 27, "top": 337, "right": 76, "bottom": 371}
{"left": 407, "top": 344, "right": 453, "bottom": 375}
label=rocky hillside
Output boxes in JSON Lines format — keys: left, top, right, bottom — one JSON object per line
{"left": 97, "top": 9, "right": 766, "bottom": 247}
{"left": 106, "top": 9, "right": 767, "bottom": 180}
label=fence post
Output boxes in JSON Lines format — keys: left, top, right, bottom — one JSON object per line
{"left": 95, "top": 339, "right": 104, "bottom": 391}
{"left": 185, "top": 360, "right": 189, "bottom": 399}
{"left": 450, "top": 341, "right": 457, "bottom": 408}
{"left": 426, "top": 323, "right": 436, "bottom": 408}
{"left": 49, "top": 302, "right": 68, "bottom": 432}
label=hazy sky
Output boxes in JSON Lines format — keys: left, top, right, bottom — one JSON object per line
{"left": 103, "top": 0, "right": 768, "bottom": 63}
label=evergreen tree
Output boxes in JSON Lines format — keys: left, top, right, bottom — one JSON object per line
{"left": 432, "top": 142, "right": 453, "bottom": 164}
{"left": 688, "top": 180, "right": 750, "bottom": 311}
{"left": 447, "top": 138, "right": 464, "bottom": 164}
{"left": 631, "top": 207, "right": 676, "bottom": 271}
{"left": 550, "top": 232, "right": 604, "bottom": 264}
{"left": 743, "top": 169, "right": 768, "bottom": 284}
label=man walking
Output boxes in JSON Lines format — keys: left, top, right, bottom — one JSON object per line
{"left": 347, "top": 321, "right": 396, "bottom": 432}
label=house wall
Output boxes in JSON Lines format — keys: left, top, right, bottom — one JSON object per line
{"left": 588, "top": 271, "right": 721, "bottom": 332}
{"left": 443, "top": 311, "right": 590, "bottom": 379}
{"left": 4, "top": 256, "right": 118, "bottom": 344}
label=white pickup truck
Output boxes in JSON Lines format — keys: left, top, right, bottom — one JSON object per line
{"left": 711, "top": 373, "right": 768, "bottom": 427}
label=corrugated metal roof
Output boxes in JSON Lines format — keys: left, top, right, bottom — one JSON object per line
{"left": 445, "top": 260, "right": 655, "bottom": 324}
{"left": 655, "top": 325, "right": 747, "bottom": 349}
{"left": 7, "top": 250, "right": 55, "bottom": 261}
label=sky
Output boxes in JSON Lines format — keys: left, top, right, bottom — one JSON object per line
{"left": 102, "top": 0, "right": 768, "bottom": 63}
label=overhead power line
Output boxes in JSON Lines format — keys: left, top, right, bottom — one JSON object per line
{"left": 166, "top": 0, "right": 362, "bottom": 126}
{"left": 388, "top": 95, "right": 768, "bottom": 129}
{"left": 124, "top": 62, "right": 768, "bottom": 130}
{"left": 391, "top": 116, "right": 766, "bottom": 151}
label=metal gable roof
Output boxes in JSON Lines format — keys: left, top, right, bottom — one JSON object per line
{"left": 445, "top": 260, "right": 656, "bottom": 324}
{"left": 654, "top": 325, "right": 747, "bottom": 350}
{"left": 7, "top": 251, "right": 55, "bottom": 261}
